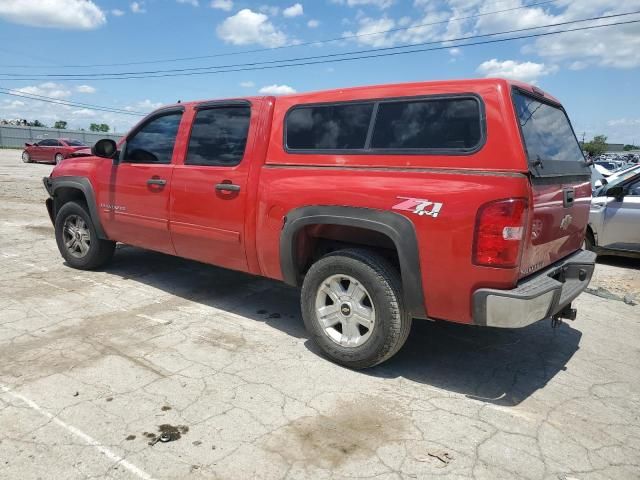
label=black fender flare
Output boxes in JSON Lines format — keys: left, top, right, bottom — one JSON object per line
{"left": 280, "top": 205, "right": 427, "bottom": 319}
{"left": 45, "top": 176, "right": 107, "bottom": 239}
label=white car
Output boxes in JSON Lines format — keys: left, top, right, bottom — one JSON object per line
{"left": 587, "top": 168, "right": 640, "bottom": 257}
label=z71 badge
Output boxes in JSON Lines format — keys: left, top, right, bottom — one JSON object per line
{"left": 392, "top": 197, "right": 443, "bottom": 218}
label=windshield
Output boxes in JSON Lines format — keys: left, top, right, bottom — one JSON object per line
{"left": 513, "top": 90, "right": 587, "bottom": 176}
{"left": 65, "top": 140, "right": 86, "bottom": 146}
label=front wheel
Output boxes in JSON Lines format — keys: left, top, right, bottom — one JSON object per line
{"left": 54, "top": 153, "right": 64, "bottom": 165}
{"left": 55, "top": 201, "right": 115, "bottom": 270}
{"left": 301, "top": 248, "right": 412, "bottom": 369}
{"left": 22, "top": 151, "right": 31, "bottom": 163}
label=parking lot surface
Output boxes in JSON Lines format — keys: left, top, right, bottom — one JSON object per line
{"left": 0, "top": 149, "right": 639, "bottom": 480}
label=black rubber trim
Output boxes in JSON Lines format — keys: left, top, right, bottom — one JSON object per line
{"left": 473, "top": 249, "right": 596, "bottom": 326}
{"left": 280, "top": 206, "right": 427, "bottom": 319}
{"left": 47, "top": 176, "right": 107, "bottom": 239}
{"left": 195, "top": 99, "right": 251, "bottom": 110}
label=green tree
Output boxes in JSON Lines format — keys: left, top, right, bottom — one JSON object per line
{"left": 98, "top": 123, "right": 110, "bottom": 132}
{"left": 583, "top": 135, "right": 608, "bottom": 157}
{"left": 623, "top": 144, "right": 639, "bottom": 151}
{"left": 89, "top": 123, "right": 100, "bottom": 132}
{"left": 31, "top": 120, "right": 45, "bottom": 127}
{"left": 53, "top": 120, "right": 67, "bottom": 129}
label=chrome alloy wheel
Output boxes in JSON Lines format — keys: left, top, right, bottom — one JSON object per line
{"left": 315, "top": 274, "right": 376, "bottom": 347}
{"left": 62, "top": 215, "right": 91, "bottom": 258}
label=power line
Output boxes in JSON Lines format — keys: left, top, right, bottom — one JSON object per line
{"left": 0, "top": 89, "right": 146, "bottom": 116}
{"left": 3, "top": 12, "right": 638, "bottom": 81}
{"left": 0, "top": 0, "right": 557, "bottom": 69}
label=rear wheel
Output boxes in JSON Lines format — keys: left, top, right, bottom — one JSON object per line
{"left": 55, "top": 201, "right": 115, "bottom": 270}
{"left": 22, "top": 151, "right": 31, "bottom": 163}
{"left": 301, "top": 248, "right": 412, "bottom": 369}
{"left": 54, "top": 153, "right": 64, "bottom": 165}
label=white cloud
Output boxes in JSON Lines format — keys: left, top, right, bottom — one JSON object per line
{"left": 332, "top": 0, "right": 395, "bottom": 8}
{"left": 607, "top": 118, "right": 640, "bottom": 127}
{"left": 307, "top": 19, "right": 319, "bottom": 28}
{"left": 0, "top": 95, "right": 140, "bottom": 133}
{"left": 217, "top": 9, "right": 287, "bottom": 47}
{"left": 177, "top": 0, "right": 199, "bottom": 6}
{"left": 0, "top": 0, "right": 106, "bottom": 30}
{"left": 468, "top": 0, "right": 640, "bottom": 69}
{"left": 125, "top": 99, "right": 163, "bottom": 111}
{"left": 16, "top": 83, "right": 72, "bottom": 99}
{"left": 258, "top": 84, "right": 297, "bottom": 95}
{"left": 71, "top": 108, "right": 97, "bottom": 117}
{"left": 111, "top": 9, "right": 125, "bottom": 16}
{"left": 75, "top": 85, "right": 96, "bottom": 94}
{"left": 476, "top": 58, "right": 557, "bottom": 84}
{"left": 3, "top": 100, "right": 26, "bottom": 109}
{"left": 130, "top": 2, "right": 146, "bottom": 13}
{"left": 259, "top": 5, "right": 280, "bottom": 16}
{"left": 210, "top": 0, "right": 233, "bottom": 11}
{"left": 344, "top": 7, "right": 449, "bottom": 47}
{"left": 240, "top": 81, "right": 255, "bottom": 88}
{"left": 283, "top": 3, "right": 303, "bottom": 18}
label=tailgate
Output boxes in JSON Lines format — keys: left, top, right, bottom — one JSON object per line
{"left": 511, "top": 88, "right": 592, "bottom": 278}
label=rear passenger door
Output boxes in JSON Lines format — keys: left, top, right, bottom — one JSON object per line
{"left": 170, "top": 101, "right": 255, "bottom": 272}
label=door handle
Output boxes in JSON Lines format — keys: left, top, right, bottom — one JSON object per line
{"left": 215, "top": 183, "right": 240, "bottom": 192}
{"left": 147, "top": 178, "right": 167, "bottom": 186}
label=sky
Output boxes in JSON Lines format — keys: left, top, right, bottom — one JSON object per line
{"left": 0, "top": 0, "right": 639, "bottom": 143}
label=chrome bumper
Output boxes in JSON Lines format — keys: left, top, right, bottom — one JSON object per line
{"left": 473, "top": 250, "right": 597, "bottom": 328}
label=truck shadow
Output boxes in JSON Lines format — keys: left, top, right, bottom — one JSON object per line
{"left": 105, "top": 246, "right": 581, "bottom": 407}
{"left": 362, "top": 319, "right": 581, "bottom": 406}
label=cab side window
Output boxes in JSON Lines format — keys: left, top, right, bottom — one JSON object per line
{"left": 628, "top": 180, "right": 640, "bottom": 196}
{"left": 124, "top": 113, "right": 182, "bottom": 164}
{"left": 186, "top": 106, "right": 251, "bottom": 167}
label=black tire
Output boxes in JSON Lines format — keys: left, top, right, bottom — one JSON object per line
{"left": 55, "top": 201, "right": 115, "bottom": 270}
{"left": 22, "top": 151, "right": 31, "bottom": 163}
{"left": 301, "top": 248, "right": 412, "bottom": 369}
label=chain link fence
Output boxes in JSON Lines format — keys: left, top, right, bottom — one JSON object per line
{"left": 0, "top": 125, "right": 121, "bottom": 149}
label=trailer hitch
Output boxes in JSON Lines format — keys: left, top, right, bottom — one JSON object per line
{"left": 551, "top": 304, "right": 577, "bottom": 328}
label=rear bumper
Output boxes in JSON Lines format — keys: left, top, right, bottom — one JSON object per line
{"left": 473, "top": 249, "right": 596, "bottom": 328}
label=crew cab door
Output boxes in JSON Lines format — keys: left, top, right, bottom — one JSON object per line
{"left": 97, "top": 108, "right": 184, "bottom": 254}
{"left": 169, "top": 101, "right": 256, "bottom": 272}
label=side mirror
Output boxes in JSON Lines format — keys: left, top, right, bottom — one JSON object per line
{"left": 606, "top": 185, "right": 624, "bottom": 200}
{"left": 92, "top": 139, "right": 118, "bottom": 160}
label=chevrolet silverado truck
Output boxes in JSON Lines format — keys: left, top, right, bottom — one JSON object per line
{"left": 43, "top": 78, "right": 597, "bottom": 369}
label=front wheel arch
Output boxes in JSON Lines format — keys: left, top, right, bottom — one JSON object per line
{"left": 50, "top": 177, "right": 108, "bottom": 240}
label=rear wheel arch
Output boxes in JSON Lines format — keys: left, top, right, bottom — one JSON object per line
{"left": 280, "top": 206, "right": 427, "bottom": 319}
{"left": 50, "top": 177, "right": 107, "bottom": 239}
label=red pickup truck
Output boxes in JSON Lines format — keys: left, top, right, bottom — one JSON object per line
{"left": 43, "top": 78, "right": 596, "bottom": 368}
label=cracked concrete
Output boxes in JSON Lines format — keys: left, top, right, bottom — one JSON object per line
{"left": 0, "top": 149, "right": 639, "bottom": 479}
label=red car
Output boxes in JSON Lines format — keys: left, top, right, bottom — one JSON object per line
{"left": 22, "top": 138, "right": 88, "bottom": 165}
{"left": 43, "top": 78, "right": 596, "bottom": 368}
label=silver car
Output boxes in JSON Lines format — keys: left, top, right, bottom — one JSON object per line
{"left": 587, "top": 167, "right": 640, "bottom": 257}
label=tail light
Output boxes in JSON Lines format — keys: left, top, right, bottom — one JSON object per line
{"left": 473, "top": 198, "right": 528, "bottom": 268}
